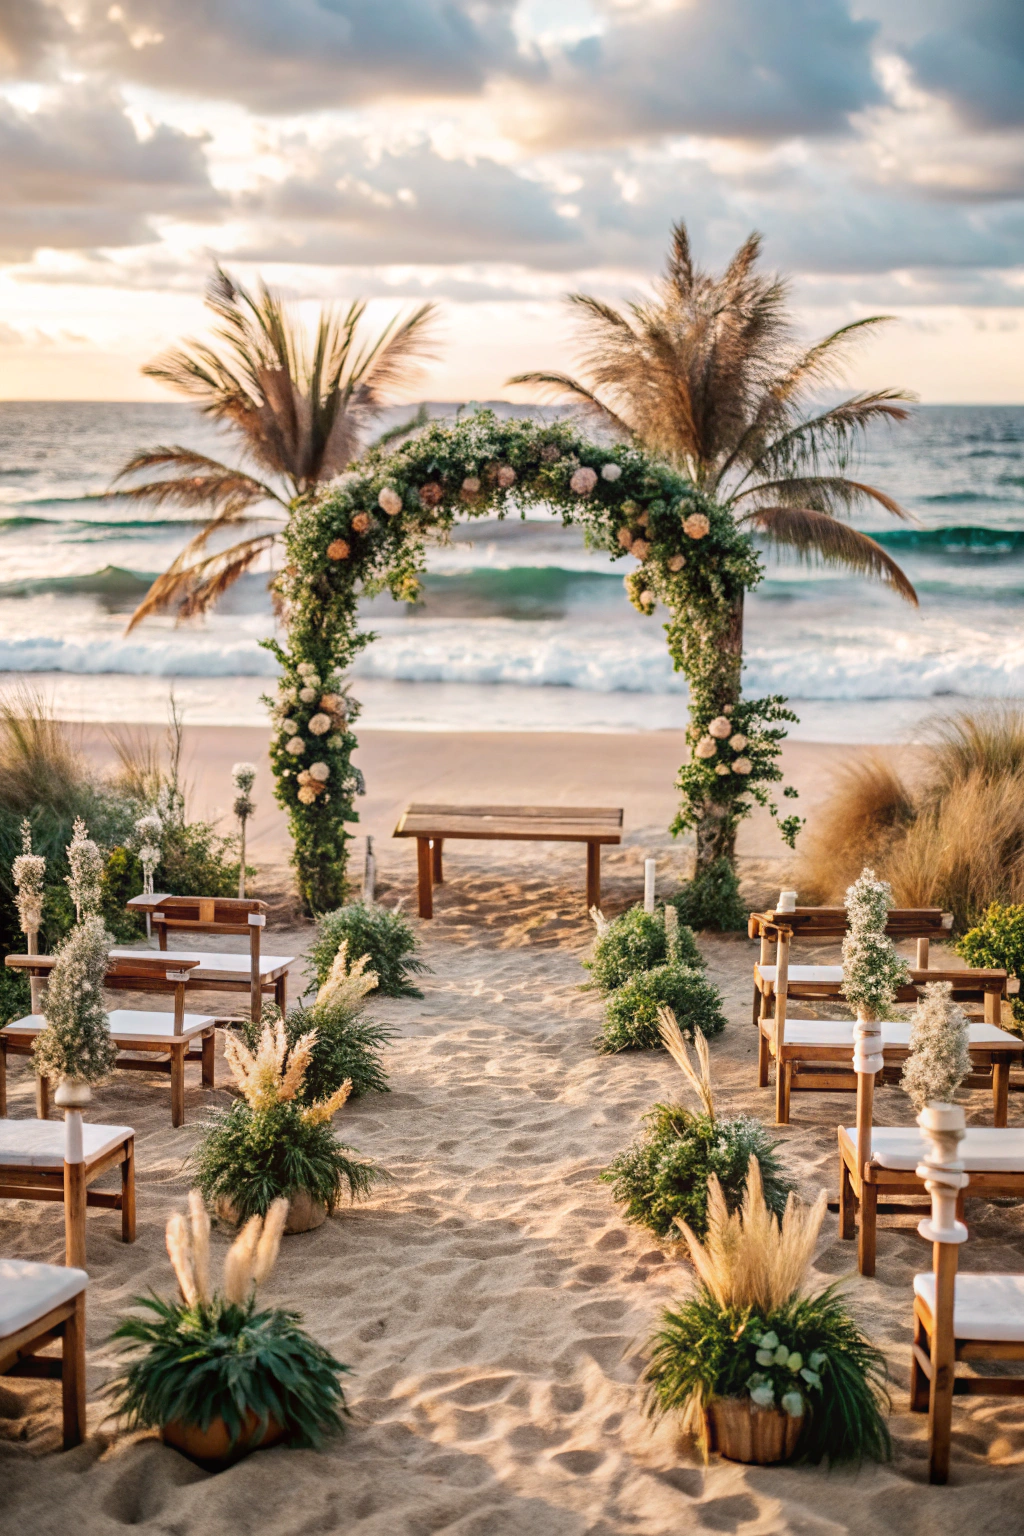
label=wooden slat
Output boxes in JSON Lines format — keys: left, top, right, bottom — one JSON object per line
{"left": 404, "top": 803, "right": 622, "bottom": 822}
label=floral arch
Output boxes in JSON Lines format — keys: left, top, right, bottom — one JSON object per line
{"left": 263, "top": 411, "right": 799, "bottom": 910}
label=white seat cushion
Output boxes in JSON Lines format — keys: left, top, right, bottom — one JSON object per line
{"left": 757, "top": 965, "right": 843, "bottom": 986}
{"left": 0, "top": 1258, "right": 88, "bottom": 1337}
{"left": 914, "top": 1272, "right": 1024, "bottom": 1341}
{"left": 0, "top": 1119, "right": 132, "bottom": 1168}
{"left": 4, "top": 1009, "right": 214, "bottom": 1044}
{"left": 845, "top": 1126, "right": 1024, "bottom": 1173}
{"left": 776, "top": 1019, "right": 1019, "bottom": 1049}
{"left": 109, "top": 948, "right": 294, "bottom": 981}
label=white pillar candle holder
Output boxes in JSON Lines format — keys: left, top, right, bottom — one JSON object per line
{"left": 644, "top": 859, "right": 656, "bottom": 915}
{"left": 776, "top": 889, "right": 797, "bottom": 913}
{"left": 916, "top": 1102, "right": 969, "bottom": 1245}
{"left": 852, "top": 1008, "right": 884, "bottom": 1077}
{"left": 55, "top": 1078, "right": 91, "bottom": 1166}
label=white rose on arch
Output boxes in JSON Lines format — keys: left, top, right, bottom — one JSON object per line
{"left": 309, "top": 761, "right": 330, "bottom": 782}
{"left": 708, "top": 716, "right": 732, "bottom": 739}
{"left": 378, "top": 487, "right": 403, "bottom": 516}
{"left": 716, "top": 763, "right": 731, "bottom": 776}
{"left": 299, "top": 686, "right": 317, "bottom": 703}
{"left": 286, "top": 737, "right": 305, "bottom": 755}
{"left": 297, "top": 785, "right": 317, "bottom": 805}
{"left": 307, "top": 713, "right": 332, "bottom": 736}
{"left": 728, "top": 733, "right": 748, "bottom": 751}
{"left": 732, "top": 757, "right": 753, "bottom": 775}
{"left": 601, "top": 463, "right": 622, "bottom": 481}
{"left": 695, "top": 737, "right": 718, "bottom": 759}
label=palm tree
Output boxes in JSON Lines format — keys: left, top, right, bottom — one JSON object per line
{"left": 509, "top": 220, "right": 917, "bottom": 607}
{"left": 115, "top": 266, "right": 437, "bottom": 629}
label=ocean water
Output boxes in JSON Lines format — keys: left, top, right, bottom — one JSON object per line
{"left": 0, "top": 400, "right": 1022, "bottom": 741}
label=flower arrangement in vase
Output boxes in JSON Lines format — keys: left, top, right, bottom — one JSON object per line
{"left": 107, "top": 1193, "right": 351, "bottom": 1468}
{"left": 842, "top": 869, "right": 910, "bottom": 1075}
{"left": 192, "top": 1016, "right": 386, "bottom": 1232}
{"left": 642, "top": 1160, "right": 890, "bottom": 1465}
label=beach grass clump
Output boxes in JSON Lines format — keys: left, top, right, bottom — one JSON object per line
{"left": 107, "top": 1193, "right": 351, "bottom": 1454}
{"left": 193, "top": 1019, "right": 385, "bottom": 1223}
{"left": 310, "top": 901, "right": 427, "bottom": 999}
{"left": 798, "top": 706, "right": 1024, "bottom": 930}
{"left": 586, "top": 904, "right": 703, "bottom": 992}
{"left": 598, "top": 963, "right": 725, "bottom": 1052}
{"left": 642, "top": 1160, "right": 891, "bottom": 1464}
{"left": 602, "top": 1010, "right": 791, "bottom": 1238}
{"left": 669, "top": 857, "right": 748, "bottom": 932}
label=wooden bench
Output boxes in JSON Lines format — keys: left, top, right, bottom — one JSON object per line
{"left": 124, "top": 894, "right": 294, "bottom": 1022}
{"left": 0, "top": 1259, "right": 88, "bottom": 1450}
{"left": 394, "top": 803, "right": 624, "bottom": 918}
{"left": 2, "top": 953, "right": 215, "bottom": 1127}
{"left": 0, "top": 1119, "right": 135, "bottom": 1263}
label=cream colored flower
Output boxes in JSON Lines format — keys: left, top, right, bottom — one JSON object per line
{"left": 630, "top": 538, "right": 650, "bottom": 560}
{"left": 601, "top": 463, "right": 622, "bottom": 481}
{"left": 683, "top": 512, "right": 711, "bottom": 539}
{"left": 667, "top": 553, "right": 686, "bottom": 572}
{"left": 308, "top": 713, "right": 331, "bottom": 736}
{"left": 285, "top": 736, "right": 305, "bottom": 755}
{"left": 695, "top": 737, "right": 717, "bottom": 759}
{"left": 280, "top": 718, "right": 297, "bottom": 735}
{"left": 708, "top": 716, "right": 732, "bottom": 739}
{"left": 299, "top": 686, "right": 317, "bottom": 703}
{"left": 570, "top": 466, "right": 598, "bottom": 495}
{"left": 309, "top": 761, "right": 330, "bottom": 782}
{"left": 617, "top": 526, "right": 633, "bottom": 549}
{"left": 461, "top": 476, "right": 481, "bottom": 494}
{"left": 716, "top": 763, "right": 731, "bottom": 776}
{"left": 351, "top": 511, "right": 372, "bottom": 533}
{"left": 728, "top": 733, "right": 748, "bottom": 751}
{"left": 639, "top": 590, "right": 655, "bottom": 607}
{"left": 326, "top": 539, "right": 350, "bottom": 560}
{"left": 636, "top": 509, "right": 649, "bottom": 526}
{"left": 378, "top": 487, "right": 403, "bottom": 516}
{"left": 319, "top": 693, "right": 342, "bottom": 713}
{"left": 497, "top": 464, "right": 516, "bottom": 488}
{"left": 297, "top": 785, "right": 317, "bottom": 804}
{"left": 733, "top": 757, "right": 752, "bottom": 775}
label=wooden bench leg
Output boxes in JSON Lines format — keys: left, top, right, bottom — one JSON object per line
{"left": 751, "top": 983, "right": 761, "bottom": 1030}
{"left": 201, "top": 1029, "right": 216, "bottom": 1089}
{"left": 839, "top": 1156, "right": 856, "bottom": 1241}
{"left": 275, "top": 974, "right": 287, "bottom": 1015}
{"left": 64, "top": 1158, "right": 87, "bottom": 1269}
{"left": 416, "top": 837, "right": 433, "bottom": 920}
{"left": 36, "top": 1073, "right": 50, "bottom": 1121}
{"left": 122, "top": 1139, "right": 136, "bottom": 1244}
{"left": 431, "top": 838, "right": 443, "bottom": 884}
{"left": 910, "top": 1306, "right": 930, "bottom": 1413}
{"left": 586, "top": 842, "right": 600, "bottom": 912}
{"left": 0, "top": 1040, "right": 6, "bottom": 1117}
{"left": 985, "top": 986, "right": 1000, "bottom": 1025}
{"left": 928, "top": 1246, "right": 958, "bottom": 1484}
{"left": 171, "top": 1046, "right": 185, "bottom": 1128}
{"left": 858, "top": 1181, "right": 877, "bottom": 1277}
{"left": 993, "top": 1062, "right": 1009, "bottom": 1127}
{"left": 61, "top": 1292, "right": 86, "bottom": 1451}
{"left": 757, "top": 1025, "right": 770, "bottom": 1089}
{"left": 775, "top": 1059, "right": 791, "bottom": 1125}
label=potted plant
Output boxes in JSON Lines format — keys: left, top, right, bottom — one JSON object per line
{"left": 602, "top": 1008, "right": 792, "bottom": 1239}
{"left": 107, "top": 1192, "right": 352, "bottom": 1468}
{"left": 585, "top": 904, "right": 704, "bottom": 992}
{"left": 193, "top": 1017, "right": 386, "bottom": 1232}
{"left": 642, "top": 1160, "right": 891, "bottom": 1465}
{"left": 241, "top": 940, "right": 392, "bottom": 1102}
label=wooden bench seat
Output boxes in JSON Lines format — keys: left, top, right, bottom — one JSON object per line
{"left": 394, "top": 803, "right": 623, "bottom": 917}
{"left": 0, "top": 1118, "right": 135, "bottom": 1260}
{"left": 125, "top": 894, "right": 294, "bottom": 1021}
{"left": 0, "top": 1259, "right": 88, "bottom": 1449}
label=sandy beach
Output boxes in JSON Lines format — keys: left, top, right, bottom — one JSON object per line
{"left": 3, "top": 727, "right": 1021, "bottom": 1535}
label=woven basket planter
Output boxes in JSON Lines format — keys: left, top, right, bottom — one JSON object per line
{"left": 707, "top": 1396, "right": 802, "bottom": 1464}
{"left": 215, "top": 1190, "right": 327, "bottom": 1234}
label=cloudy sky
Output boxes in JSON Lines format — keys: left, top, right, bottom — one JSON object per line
{"left": 1, "top": 0, "right": 1023, "bottom": 401}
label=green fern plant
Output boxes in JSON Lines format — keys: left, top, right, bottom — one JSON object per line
{"left": 310, "top": 901, "right": 427, "bottom": 998}
{"left": 586, "top": 904, "right": 703, "bottom": 992}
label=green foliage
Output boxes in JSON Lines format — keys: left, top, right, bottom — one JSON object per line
{"left": 267, "top": 409, "right": 797, "bottom": 908}
{"left": 100, "top": 847, "right": 146, "bottom": 940}
{"left": 241, "top": 1002, "right": 392, "bottom": 1102}
{"left": 669, "top": 858, "right": 749, "bottom": 932}
{"left": 0, "top": 963, "right": 29, "bottom": 1025}
{"left": 958, "top": 902, "right": 1024, "bottom": 1023}
{"left": 643, "top": 1287, "right": 891, "bottom": 1465}
{"left": 33, "top": 914, "right": 117, "bottom": 1085}
{"left": 158, "top": 818, "right": 243, "bottom": 898}
{"left": 602, "top": 1105, "right": 792, "bottom": 1240}
{"left": 586, "top": 905, "right": 703, "bottom": 992}
{"left": 599, "top": 963, "right": 726, "bottom": 1053}
{"left": 107, "top": 1292, "right": 351, "bottom": 1450}
{"left": 192, "top": 1099, "right": 385, "bottom": 1222}
{"left": 310, "top": 901, "right": 427, "bottom": 998}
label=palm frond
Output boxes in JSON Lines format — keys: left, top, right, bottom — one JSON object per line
{"left": 736, "top": 392, "right": 913, "bottom": 487}
{"left": 110, "top": 446, "right": 287, "bottom": 519}
{"left": 742, "top": 506, "right": 918, "bottom": 604}
{"left": 732, "top": 476, "right": 912, "bottom": 521}
{"left": 506, "top": 370, "right": 636, "bottom": 438}
{"left": 126, "top": 533, "right": 278, "bottom": 631}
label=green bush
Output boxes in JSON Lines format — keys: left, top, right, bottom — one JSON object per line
{"left": 957, "top": 902, "right": 1024, "bottom": 1024}
{"left": 241, "top": 1001, "right": 392, "bottom": 1101}
{"left": 310, "top": 901, "right": 427, "bottom": 999}
{"left": 599, "top": 963, "right": 726, "bottom": 1052}
{"left": 158, "top": 819, "right": 244, "bottom": 898}
{"left": 602, "top": 1105, "right": 792, "bottom": 1239}
{"left": 585, "top": 905, "right": 703, "bottom": 992}
{"left": 0, "top": 963, "right": 29, "bottom": 1025}
{"left": 670, "top": 857, "right": 748, "bottom": 931}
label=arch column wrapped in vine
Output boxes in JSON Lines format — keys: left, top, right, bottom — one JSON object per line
{"left": 262, "top": 410, "right": 801, "bottom": 911}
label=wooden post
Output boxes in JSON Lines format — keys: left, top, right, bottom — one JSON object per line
{"left": 363, "top": 836, "right": 377, "bottom": 903}
{"left": 0, "top": 1039, "right": 6, "bottom": 1117}
{"left": 170, "top": 1044, "right": 185, "bottom": 1128}
{"left": 201, "top": 1029, "right": 216, "bottom": 1089}
{"left": 416, "top": 837, "right": 433, "bottom": 919}
{"left": 27, "top": 927, "right": 43, "bottom": 1015}
{"left": 917, "top": 936, "right": 930, "bottom": 971}
{"left": 431, "top": 838, "right": 443, "bottom": 885}
{"left": 275, "top": 973, "right": 288, "bottom": 1015}
{"left": 993, "top": 1060, "right": 1009, "bottom": 1127}
{"left": 774, "top": 928, "right": 791, "bottom": 1125}
{"left": 61, "top": 1291, "right": 86, "bottom": 1450}
{"left": 839, "top": 1154, "right": 856, "bottom": 1240}
{"left": 586, "top": 842, "right": 601, "bottom": 914}
{"left": 643, "top": 858, "right": 656, "bottom": 914}
{"left": 36, "top": 1072, "right": 50, "bottom": 1120}
{"left": 984, "top": 984, "right": 1000, "bottom": 1025}
{"left": 64, "top": 1158, "right": 86, "bottom": 1270}
{"left": 121, "top": 1137, "right": 136, "bottom": 1243}
{"left": 248, "top": 913, "right": 264, "bottom": 1024}
{"left": 854, "top": 1057, "right": 878, "bottom": 1275}
{"left": 916, "top": 1102, "right": 968, "bottom": 1485}
{"left": 929, "top": 1239, "right": 959, "bottom": 1483}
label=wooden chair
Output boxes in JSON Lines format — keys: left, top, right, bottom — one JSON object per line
{"left": 761, "top": 927, "right": 1020, "bottom": 1125}
{"left": 120, "top": 894, "right": 294, "bottom": 1023}
{"left": 0, "top": 1258, "right": 88, "bottom": 1449}
{"left": 0, "top": 1119, "right": 135, "bottom": 1265}
{"left": 1, "top": 953, "right": 214, "bottom": 1128}
{"left": 909, "top": 1102, "right": 1024, "bottom": 1484}
{"left": 838, "top": 1043, "right": 1024, "bottom": 1276}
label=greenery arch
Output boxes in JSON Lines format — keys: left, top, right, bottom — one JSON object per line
{"left": 262, "top": 410, "right": 801, "bottom": 911}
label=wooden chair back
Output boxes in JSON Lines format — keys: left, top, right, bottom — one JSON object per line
{"left": 5, "top": 953, "right": 202, "bottom": 1034}
{"left": 749, "top": 906, "right": 953, "bottom": 943}
{"left": 127, "top": 893, "right": 268, "bottom": 1020}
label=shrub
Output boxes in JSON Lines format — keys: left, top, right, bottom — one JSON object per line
{"left": 602, "top": 1104, "right": 791, "bottom": 1239}
{"left": 586, "top": 905, "right": 703, "bottom": 992}
{"left": 0, "top": 964, "right": 29, "bottom": 1025}
{"left": 241, "top": 1002, "right": 392, "bottom": 1102}
{"left": 599, "top": 963, "right": 725, "bottom": 1053}
{"left": 670, "top": 858, "right": 747, "bottom": 931}
{"left": 957, "top": 902, "right": 1024, "bottom": 1023}
{"left": 310, "top": 901, "right": 427, "bottom": 998}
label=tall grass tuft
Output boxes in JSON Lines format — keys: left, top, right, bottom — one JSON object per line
{"left": 798, "top": 706, "right": 1024, "bottom": 930}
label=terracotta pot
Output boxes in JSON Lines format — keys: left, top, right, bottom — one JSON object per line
{"left": 162, "top": 1411, "right": 285, "bottom": 1469}
{"left": 214, "top": 1191, "right": 327, "bottom": 1234}
{"left": 706, "top": 1397, "right": 802, "bottom": 1465}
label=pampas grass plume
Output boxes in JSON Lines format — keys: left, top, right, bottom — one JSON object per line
{"left": 224, "top": 1214, "right": 263, "bottom": 1304}
{"left": 188, "top": 1189, "right": 211, "bottom": 1307}
{"left": 253, "top": 1198, "right": 290, "bottom": 1286}
{"left": 166, "top": 1211, "right": 197, "bottom": 1306}
{"left": 658, "top": 1006, "right": 714, "bottom": 1119}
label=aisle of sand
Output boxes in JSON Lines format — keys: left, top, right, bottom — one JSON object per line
{"left": 4, "top": 728, "right": 1020, "bottom": 1535}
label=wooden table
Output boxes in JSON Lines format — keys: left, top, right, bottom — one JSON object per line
{"left": 393, "top": 803, "right": 624, "bottom": 918}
